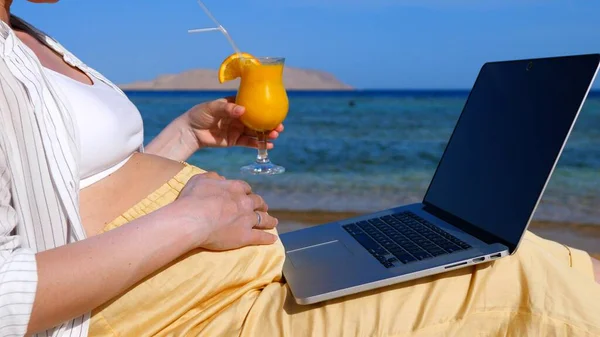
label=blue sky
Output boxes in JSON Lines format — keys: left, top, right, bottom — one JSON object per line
{"left": 12, "top": 0, "right": 600, "bottom": 89}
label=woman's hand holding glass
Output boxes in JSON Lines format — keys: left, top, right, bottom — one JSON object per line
{"left": 182, "top": 98, "right": 284, "bottom": 150}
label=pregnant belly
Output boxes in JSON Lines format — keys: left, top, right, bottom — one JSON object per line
{"left": 79, "top": 152, "right": 187, "bottom": 236}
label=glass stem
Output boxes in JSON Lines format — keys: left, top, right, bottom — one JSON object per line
{"left": 256, "top": 131, "right": 270, "bottom": 164}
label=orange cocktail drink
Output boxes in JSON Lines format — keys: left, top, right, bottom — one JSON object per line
{"left": 219, "top": 53, "right": 288, "bottom": 174}
{"left": 236, "top": 58, "right": 288, "bottom": 132}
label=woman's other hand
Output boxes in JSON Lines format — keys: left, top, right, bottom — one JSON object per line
{"left": 172, "top": 172, "right": 279, "bottom": 251}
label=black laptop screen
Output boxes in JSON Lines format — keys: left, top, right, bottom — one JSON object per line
{"left": 423, "top": 55, "right": 599, "bottom": 249}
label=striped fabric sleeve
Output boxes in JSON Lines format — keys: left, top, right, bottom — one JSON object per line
{"left": 0, "top": 63, "right": 39, "bottom": 337}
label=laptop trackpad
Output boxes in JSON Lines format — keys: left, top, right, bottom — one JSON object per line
{"left": 287, "top": 240, "right": 353, "bottom": 269}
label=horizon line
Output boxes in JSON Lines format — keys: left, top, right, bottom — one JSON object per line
{"left": 122, "top": 88, "right": 600, "bottom": 93}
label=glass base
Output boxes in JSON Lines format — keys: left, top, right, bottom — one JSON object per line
{"left": 240, "top": 161, "right": 285, "bottom": 175}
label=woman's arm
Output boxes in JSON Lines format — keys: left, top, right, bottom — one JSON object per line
{"left": 143, "top": 98, "right": 242, "bottom": 162}
{"left": 144, "top": 114, "right": 200, "bottom": 162}
{"left": 28, "top": 201, "right": 197, "bottom": 334}
{"left": 25, "top": 174, "right": 277, "bottom": 334}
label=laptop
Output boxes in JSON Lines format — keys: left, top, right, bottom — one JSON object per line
{"left": 280, "top": 54, "right": 600, "bottom": 305}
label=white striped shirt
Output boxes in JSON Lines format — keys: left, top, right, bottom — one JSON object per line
{"left": 0, "top": 16, "right": 130, "bottom": 337}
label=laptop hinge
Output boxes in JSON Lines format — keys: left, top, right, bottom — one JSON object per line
{"left": 422, "top": 202, "right": 515, "bottom": 251}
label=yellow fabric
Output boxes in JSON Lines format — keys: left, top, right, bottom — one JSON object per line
{"left": 90, "top": 164, "right": 600, "bottom": 337}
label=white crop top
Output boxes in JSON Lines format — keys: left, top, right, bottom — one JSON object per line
{"left": 44, "top": 68, "right": 144, "bottom": 189}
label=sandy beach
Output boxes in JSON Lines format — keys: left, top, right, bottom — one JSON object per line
{"left": 270, "top": 209, "right": 600, "bottom": 260}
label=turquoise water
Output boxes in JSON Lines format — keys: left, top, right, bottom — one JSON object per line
{"left": 127, "top": 90, "right": 600, "bottom": 225}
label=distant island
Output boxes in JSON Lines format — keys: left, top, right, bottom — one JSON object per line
{"left": 119, "top": 67, "right": 352, "bottom": 91}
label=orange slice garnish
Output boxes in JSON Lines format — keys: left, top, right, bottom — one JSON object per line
{"left": 218, "top": 52, "right": 261, "bottom": 83}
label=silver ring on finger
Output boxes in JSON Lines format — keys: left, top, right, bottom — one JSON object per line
{"left": 254, "top": 211, "right": 262, "bottom": 227}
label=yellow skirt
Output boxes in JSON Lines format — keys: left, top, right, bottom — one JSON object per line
{"left": 90, "top": 164, "right": 600, "bottom": 337}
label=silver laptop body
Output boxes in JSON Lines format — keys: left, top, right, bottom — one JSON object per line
{"left": 280, "top": 54, "right": 600, "bottom": 305}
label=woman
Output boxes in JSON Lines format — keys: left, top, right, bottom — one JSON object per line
{"left": 0, "top": 1, "right": 598, "bottom": 336}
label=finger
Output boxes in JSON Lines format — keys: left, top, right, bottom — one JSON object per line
{"left": 208, "top": 98, "right": 245, "bottom": 118}
{"left": 229, "top": 180, "right": 253, "bottom": 195}
{"left": 246, "top": 229, "right": 278, "bottom": 246}
{"left": 235, "top": 136, "right": 275, "bottom": 149}
{"left": 253, "top": 211, "right": 278, "bottom": 229}
{"left": 239, "top": 194, "right": 265, "bottom": 212}
{"left": 243, "top": 127, "right": 282, "bottom": 140}
{"left": 248, "top": 194, "right": 267, "bottom": 212}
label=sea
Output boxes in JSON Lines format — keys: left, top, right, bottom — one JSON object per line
{"left": 126, "top": 90, "right": 600, "bottom": 226}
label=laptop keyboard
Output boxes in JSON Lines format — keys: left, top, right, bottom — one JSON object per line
{"left": 343, "top": 211, "right": 472, "bottom": 268}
